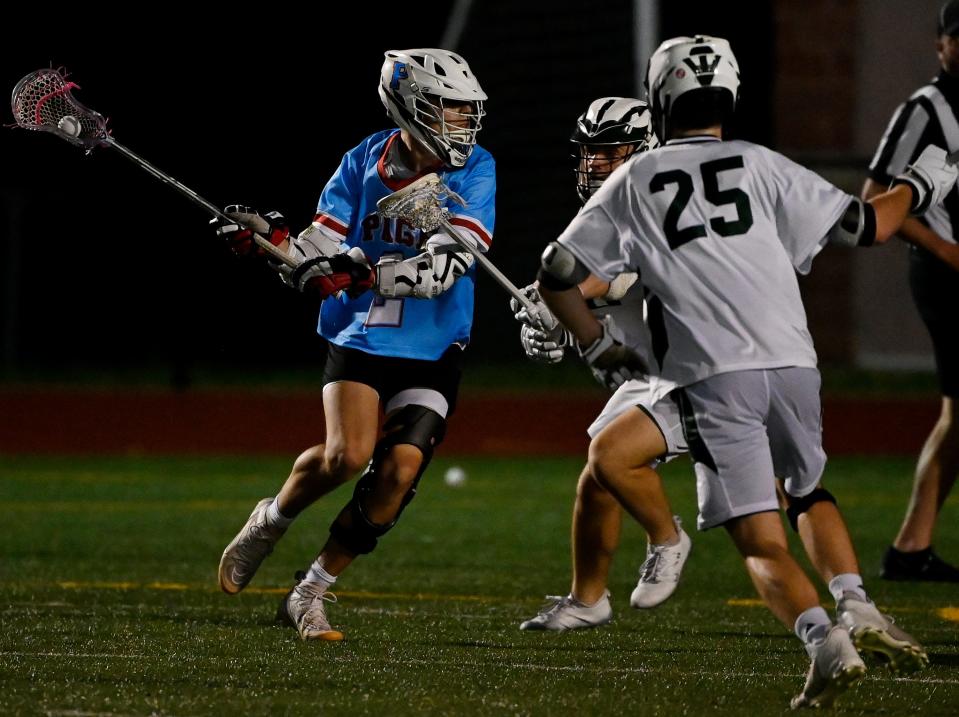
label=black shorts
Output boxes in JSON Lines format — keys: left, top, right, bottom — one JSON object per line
{"left": 909, "top": 246, "right": 959, "bottom": 397}
{"left": 322, "top": 343, "right": 464, "bottom": 414}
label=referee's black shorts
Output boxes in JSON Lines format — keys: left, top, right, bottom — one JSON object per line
{"left": 909, "top": 245, "right": 959, "bottom": 398}
{"left": 322, "top": 342, "right": 464, "bottom": 414}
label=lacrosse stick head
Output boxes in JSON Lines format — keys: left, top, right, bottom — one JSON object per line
{"left": 11, "top": 68, "right": 109, "bottom": 149}
{"left": 376, "top": 173, "right": 466, "bottom": 232}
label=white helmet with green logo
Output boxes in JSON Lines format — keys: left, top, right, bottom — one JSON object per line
{"left": 645, "top": 35, "right": 740, "bottom": 139}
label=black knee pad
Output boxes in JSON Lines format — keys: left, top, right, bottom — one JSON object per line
{"left": 380, "top": 403, "right": 447, "bottom": 462}
{"left": 328, "top": 405, "right": 447, "bottom": 555}
{"left": 785, "top": 487, "right": 837, "bottom": 532}
{"left": 328, "top": 469, "right": 392, "bottom": 555}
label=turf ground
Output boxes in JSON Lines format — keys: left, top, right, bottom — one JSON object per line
{"left": 1, "top": 455, "right": 956, "bottom": 715}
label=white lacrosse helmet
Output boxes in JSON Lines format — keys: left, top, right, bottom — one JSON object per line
{"left": 378, "top": 48, "right": 487, "bottom": 168}
{"left": 571, "top": 97, "right": 658, "bottom": 203}
{"left": 645, "top": 35, "right": 740, "bottom": 140}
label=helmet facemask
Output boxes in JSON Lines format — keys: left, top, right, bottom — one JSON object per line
{"left": 569, "top": 97, "right": 658, "bottom": 204}
{"left": 572, "top": 141, "right": 650, "bottom": 203}
{"left": 412, "top": 94, "right": 485, "bottom": 168}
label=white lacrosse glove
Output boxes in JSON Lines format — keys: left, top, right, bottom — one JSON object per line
{"left": 509, "top": 284, "right": 573, "bottom": 363}
{"left": 578, "top": 315, "right": 647, "bottom": 390}
{"left": 510, "top": 284, "right": 559, "bottom": 331}
{"left": 892, "top": 145, "right": 959, "bottom": 215}
{"left": 519, "top": 322, "right": 570, "bottom": 363}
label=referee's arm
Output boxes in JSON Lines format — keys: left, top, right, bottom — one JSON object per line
{"left": 862, "top": 179, "right": 959, "bottom": 271}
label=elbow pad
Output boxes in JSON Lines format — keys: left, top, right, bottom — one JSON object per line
{"left": 538, "top": 241, "right": 590, "bottom": 291}
{"left": 828, "top": 199, "right": 877, "bottom": 248}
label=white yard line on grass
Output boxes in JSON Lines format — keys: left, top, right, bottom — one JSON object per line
{"left": 6, "top": 651, "right": 957, "bottom": 686}
{"left": 334, "top": 656, "right": 959, "bottom": 684}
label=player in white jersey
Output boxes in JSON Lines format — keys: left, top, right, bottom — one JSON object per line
{"left": 212, "top": 49, "right": 494, "bottom": 642}
{"left": 537, "top": 36, "right": 953, "bottom": 709}
{"left": 515, "top": 98, "right": 691, "bottom": 632}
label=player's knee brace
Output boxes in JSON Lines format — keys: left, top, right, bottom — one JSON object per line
{"left": 784, "top": 488, "right": 837, "bottom": 532}
{"left": 328, "top": 405, "right": 447, "bottom": 555}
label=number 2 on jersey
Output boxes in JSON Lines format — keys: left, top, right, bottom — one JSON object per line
{"left": 650, "top": 155, "right": 754, "bottom": 250}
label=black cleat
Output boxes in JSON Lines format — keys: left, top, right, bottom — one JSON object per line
{"left": 880, "top": 546, "right": 959, "bottom": 582}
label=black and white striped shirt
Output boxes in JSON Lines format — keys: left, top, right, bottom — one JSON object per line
{"left": 869, "top": 70, "right": 959, "bottom": 245}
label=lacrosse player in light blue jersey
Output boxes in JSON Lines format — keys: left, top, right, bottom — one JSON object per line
{"left": 539, "top": 36, "right": 947, "bottom": 709}
{"left": 213, "top": 48, "right": 494, "bottom": 641}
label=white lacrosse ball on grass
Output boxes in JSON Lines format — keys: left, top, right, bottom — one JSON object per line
{"left": 57, "top": 115, "right": 81, "bottom": 137}
{"left": 444, "top": 465, "right": 467, "bottom": 487}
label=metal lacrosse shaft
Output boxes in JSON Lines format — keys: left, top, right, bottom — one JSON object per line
{"left": 435, "top": 216, "right": 537, "bottom": 313}
{"left": 376, "top": 173, "right": 538, "bottom": 313}
{"left": 104, "top": 137, "right": 296, "bottom": 268}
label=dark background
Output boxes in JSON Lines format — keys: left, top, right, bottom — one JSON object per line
{"left": 0, "top": 2, "right": 774, "bottom": 386}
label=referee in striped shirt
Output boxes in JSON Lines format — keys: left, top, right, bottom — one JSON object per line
{"left": 862, "top": 0, "right": 959, "bottom": 582}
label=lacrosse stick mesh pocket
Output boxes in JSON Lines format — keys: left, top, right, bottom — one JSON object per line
{"left": 11, "top": 68, "right": 108, "bottom": 148}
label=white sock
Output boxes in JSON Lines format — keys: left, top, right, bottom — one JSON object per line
{"left": 795, "top": 606, "right": 832, "bottom": 656}
{"left": 828, "top": 573, "right": 868, "bottom": 603}
{"left": 572, "top": 590, "right": 608, "bottom": 608}
{"left": 304, "top": 559, "right": 337, "bottom": 591}
{"left": 265, "top": 498, "right": 293, "bottom": 530}
{"left": 654, "top": 533, "right": 681, "bottom": 548}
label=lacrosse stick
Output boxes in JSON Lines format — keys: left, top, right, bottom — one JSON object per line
{"left": 376, "top": 173, "right": 542, "bottom": 316}
{"left": 10, "top": 68, "right": 296, "bottom": 269}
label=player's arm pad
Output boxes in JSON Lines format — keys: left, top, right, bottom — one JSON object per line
{"left": 827, "top": 198, "right": 877, "bottom": 248}
{"left": 271, "top": 220, "right": 348, "bottom": 287}
{"left": 537, "top": 241, "right": 591, "bottom": 291}
{"left": 376, "top": 245, "right": 475, "bottom": 299}
{"left": 289, "top": 221, "right": 346, "bottom": 261}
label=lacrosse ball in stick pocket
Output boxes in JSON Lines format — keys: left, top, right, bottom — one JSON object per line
{"left": 57, "top": 115, "right": 81, "bottom": 138}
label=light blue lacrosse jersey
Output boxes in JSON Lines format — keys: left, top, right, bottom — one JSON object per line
{"left": 313, "top": 129, "right": 496, "bottom": 361}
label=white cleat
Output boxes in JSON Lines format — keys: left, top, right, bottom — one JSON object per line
{"left": 836, "top": 592, "right": 929, "bottom": 673}
{"left": 630, "top": 516, "right": 692, "bottom": 609}
{"left": 218, "top": 497, "right": 286, "bottom": 595}
{"left": 519, "top": 591, "right": 613, "bottom": 632}
{"left": 790, "top": 625, "right": 866, "bottom": 710}
{"left": 276, "top": 572, "right": 344, "bottom": 641}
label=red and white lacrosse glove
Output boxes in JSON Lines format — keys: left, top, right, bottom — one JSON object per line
{"left": 290, "top": 247, "right": 376, "bottom": 300}
{"left": 578, "top": 315, "right": 647, "bottom": 390}
{"left": 214, "top": 205, "right": 289, "bottom": 257}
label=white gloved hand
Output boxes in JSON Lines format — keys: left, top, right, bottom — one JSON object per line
{"left": 578, "top": 315, "right": 647, "bottom": 390}
{"left": 510, "top": 284, "right": 559, "bottom": 330}
{"left": 519, "top": 321, "right": 570, "bottom": 363}
{"left": 893, "top": 145, "right": 959, "bottom": 215}
{"left": 510, "top": 284, "right": 571, "bottom": 363}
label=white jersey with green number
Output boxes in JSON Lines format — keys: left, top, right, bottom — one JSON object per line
{"left": 557, "top": 136, "right": 853, "bottom": 387}
{"left": 588, "top": 281, "right": 678, "bottom": 405}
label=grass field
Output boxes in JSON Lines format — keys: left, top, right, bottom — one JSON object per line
{"left": 1, "top": 454, "right": 957, "bottom": 715}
